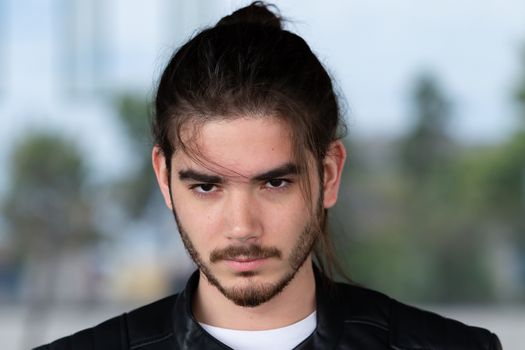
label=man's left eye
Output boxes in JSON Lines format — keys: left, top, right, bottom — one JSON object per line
{"left": 190, "top": 183, "right": 217, "bottom": 193}
{"left": 266, "top": 179, "right": 289, "bottom": 189}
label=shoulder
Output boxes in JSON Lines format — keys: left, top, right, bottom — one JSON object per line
{"left": 32, "top": 294, "right": 179, "bottom": 350}
{"left": 332, "top": 282, "right": 502, "bottom": 350}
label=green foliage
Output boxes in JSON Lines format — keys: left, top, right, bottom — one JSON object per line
{"left": 111, "top": 93, "right": 159, "bottom": 219}
{"left": 3, "top": 132, "right": 101, "bottom": 262}
{"left": 401, "top": 73, "right": 452, "bottom": 183}
{"left": 344, "top": 230, "right": 431, "bottom": 301}
{"left": 464, "top": 133, "right": 525, "bottom": 220}
{"left": 517, "top": 46, "right": 525, "bottom": 129}
{"left": 115, "top": 93, "right": 152, "bottom": 154}
{"left": 11, "top": 134, "right": 85, "bottom": 191}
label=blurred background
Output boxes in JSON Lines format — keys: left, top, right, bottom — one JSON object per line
{"left": 1, "top": 0, "right": 524, "bottom": 348}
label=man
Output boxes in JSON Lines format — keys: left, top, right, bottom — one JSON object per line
{"left": 36, "top": 2, "right": 501, "bottom": 349}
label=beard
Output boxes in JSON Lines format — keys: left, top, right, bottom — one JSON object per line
{"left": 170, "top": 201, "right": 321, "bottom": 308}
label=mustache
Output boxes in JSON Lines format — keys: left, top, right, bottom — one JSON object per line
{"left": 210, "top": 245, "right": 282, "bottom": 263}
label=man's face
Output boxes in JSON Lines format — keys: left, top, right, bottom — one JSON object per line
{"left": 153, "top": 117, "right": 344, "bottom": 307}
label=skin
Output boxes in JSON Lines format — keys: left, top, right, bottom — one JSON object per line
{"left": 152, "top": 116, "right": 346, "bottom": 330}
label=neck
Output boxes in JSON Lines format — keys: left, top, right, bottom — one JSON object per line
{"left": 193, "top": 258, "right": 316, "bottom": 330}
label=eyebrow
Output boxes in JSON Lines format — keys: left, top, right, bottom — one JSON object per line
{"left": 252, "top": 163, "right": 299, "bottom": 182}
{"left": 178, "top": 163, "right": 299, "bottom": 183}
{"left": 178, "top": 170, "right": 223, "bottom": 184}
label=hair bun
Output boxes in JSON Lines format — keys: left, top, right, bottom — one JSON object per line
{"left": 217, "top": 1, "right": 282, "bottom": 29}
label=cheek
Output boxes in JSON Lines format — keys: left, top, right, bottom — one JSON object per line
{"left": 171, "top": 189, "right": 221, "bottom": 249}
{"left": 261, "top": 198, "right": 310, "bottom": 246}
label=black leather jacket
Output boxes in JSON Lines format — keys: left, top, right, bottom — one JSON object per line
{"left": 35, "top": 268, "right": 502, "bottom": 349}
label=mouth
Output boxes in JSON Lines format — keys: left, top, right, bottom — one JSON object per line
{"left": 224, "top": 257, "right": 268, "bottom": 273}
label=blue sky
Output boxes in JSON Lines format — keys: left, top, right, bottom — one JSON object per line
{"left": 1, "top": 0, "right": 525, "bottom": 192}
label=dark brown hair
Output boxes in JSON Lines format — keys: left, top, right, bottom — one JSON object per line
{"left": 152, "top": 1, "right": 346, "bottom": 279}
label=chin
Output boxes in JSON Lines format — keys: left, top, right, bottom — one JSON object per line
{"left": 207, "top": 267, "right": 299, "bottom": 308}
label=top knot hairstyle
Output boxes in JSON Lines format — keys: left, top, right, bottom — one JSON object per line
{"left": 153, "top": 1, "right": 347, "bottom": 278}
{"left": 217, "top": 1, "right": 282, "bottom": 28}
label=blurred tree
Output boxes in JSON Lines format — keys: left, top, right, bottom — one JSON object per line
{"left": 517, "top": 45, "right": 525, "bottom": 131}
{"left": 400, "top": 73, "right": 453, "bottom": 183}
{"left": 4, "top": 132, "right": 100, "bottom": 262}
{"left": 112, "top": 93, "right": 160, "bottom": 219}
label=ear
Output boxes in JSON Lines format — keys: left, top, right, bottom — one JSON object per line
{"left": 152, "top": 145, "right": 173, "bottom": 209}
{"left": 322, "top": 140, "right": 346, "bottom": 208}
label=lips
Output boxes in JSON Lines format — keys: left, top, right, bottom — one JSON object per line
{"left": 224, "top": 257, "right": 267, "bottom": 272}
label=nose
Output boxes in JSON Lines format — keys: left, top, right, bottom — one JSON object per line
{"left": 223, "top": 189, "right": 262, "bottom": 243}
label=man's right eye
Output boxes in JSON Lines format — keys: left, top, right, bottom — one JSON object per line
{"left": 190, "top": 183, "right": 217, "bottom": 193}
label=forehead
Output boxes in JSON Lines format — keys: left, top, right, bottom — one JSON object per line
{"left": 174, "top": 117, "right": 293, "bottom": 176}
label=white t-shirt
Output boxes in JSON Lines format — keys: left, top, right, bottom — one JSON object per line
{"left": 199, "top": 311, "right": 317, "bottom": 350}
